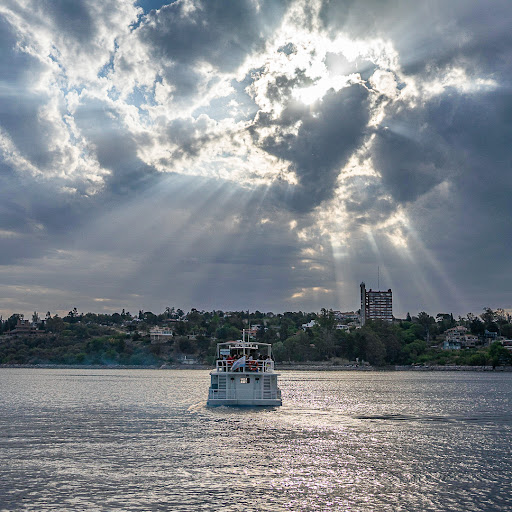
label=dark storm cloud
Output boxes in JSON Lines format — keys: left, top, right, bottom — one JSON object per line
{"left": 0, "top": 166, "right": 37, "bottom": 236}
{"left": 73, "top": 98, "right": 161, "bottom": 195}
{"left": 343, "top": 185, "right": 395, "bottom": 226}
{"left": 314, "top": 0, "right": 512, "bottom": 311}
{"left": 253, "top": 84, "right": 371, "bottom": 212}
{"left": 0, "top": 16, "right": 42, "bottom": 85}
{"left": 370, "top": 85, "right": 512, "bottom": 207}
{"left": 0, "top": 96, "right": 57, "bottom": 170}
{"left": 158, "top": 61, "right": 204, "bottom": 99}
{"left": 371, "top": 124, "right": 447, "bottom": 204}
{"left": 425, "top": 90, "right": 512, "bottom": 178}
{"left": 425, "top": 88, "right": 512, "bottom": 229}
{"left": 0, "top": 161, "right": 93, "bottom": 265}
{"left": 319, "top": 0, "right": 418, "bottom": 39}
{"left": 397, "top": 1, "right": 512, "bottom": 82}
{"left": 0, "top": 17, "right": 53, "bottom": 170}
{"left": 138, "top": 0, "right": 290, "bottom": 72}
{"left": 38, "top": 0, "right": 94, "bottom": 42}
{"left": 319, "top": 0, "right": 512, "bottom": 81}
{"left": 160, "top": 115, "right": 215, "bottom": 159}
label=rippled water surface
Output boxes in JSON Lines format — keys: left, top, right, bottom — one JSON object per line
{"left": 1, "top": 369, "right": 511, "bottom": 511}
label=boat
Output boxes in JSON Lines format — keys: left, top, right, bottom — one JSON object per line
{"left": 207, "top": 331, "right": 282, "bottom": 406}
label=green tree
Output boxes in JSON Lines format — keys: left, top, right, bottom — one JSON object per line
{"left": 436, "top": 313, "right": 455, "bottom": 333}
{"left": 65, "top": 307, "right": 79, "bottom": 323}
{"left": 416, "top": 312, "right": 435, "bottom": 342}
{"left": 187, "top": 308, "right": 202, "bottom": 328}
{"left": 480, "top": 308, "right": 499, "bottom": 334}
{"left": 364, "top": 330, "right": 386, "bottom": 366}
{"left": 176, "top": 336, "right": 194, "bottom": 354}
{"left": 216, "top": 325, "right": 241, "bottom": 340}
{"left": 488, "top": 341, "right": 511, "bottom": 368}
{"left": 46, "top": 315, "right": 65, "bottom": 333}
{"left": 468, "top": 352, "right": 487, "bottom": 366}
{"left": 144, "top": 312, "right": 158, "bottom": 325}
{"left": 271, "top": 341, "right": 287, "bottom": 362}
{"left": 353, "top": 327, "right": 386, "bottom": 365}
{"left": 501, "top": 323, "right": 512, "bottom": 338}
{"left": 401, "top": 340, "right": 427, "bottom": 363}
{"left": 467, "top": 313, "right": 485, "bottom": 335}
{"left": 317, "top": 308, "right": 336, "bottom": 330}
{"left": 4, "top": 314, "right": 23, "bottom": 332}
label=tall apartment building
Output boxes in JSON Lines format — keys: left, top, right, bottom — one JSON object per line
{"left": 360, "top": 282, "right": 393, "bottom": 325}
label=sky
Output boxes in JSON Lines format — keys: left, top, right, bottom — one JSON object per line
{"left": 0, "top": 0, "right": 511, "bottom": 319}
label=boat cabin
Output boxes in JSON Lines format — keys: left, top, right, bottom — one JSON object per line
{"left": 207, "top": 335, "right": 282, "bottom": 406}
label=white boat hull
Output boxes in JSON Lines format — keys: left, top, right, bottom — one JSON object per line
{"left": 207, "top": 398, "right": 282, "bottom": 407}
{"left": 207, "top": 370, "right": 282, "bottom": 407}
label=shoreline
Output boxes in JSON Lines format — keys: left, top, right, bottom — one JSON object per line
{"left": 1, "top": 363, "right": 512, "bottom": 372}
{"left": 279, "top": 363, "right": 512, "bottom": 372}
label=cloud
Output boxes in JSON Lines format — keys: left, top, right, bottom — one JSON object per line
{"left": 40, "top": 0, "right": 95, "bottom": 42}
{"left": 1, "top": 0, "right": 512, "bottom": 317}
{"left": 254, "top": 84, "right": 371, "bottom": 212}
{"left": 371, "top": 124, "right": 447, "bottom": 204}
{"left": 138, "top": 0, "right": 290, "bottom": 72}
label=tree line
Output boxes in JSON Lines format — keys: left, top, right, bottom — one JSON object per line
{"left": 1, "top": 307, "right": 511, "bottom": 367}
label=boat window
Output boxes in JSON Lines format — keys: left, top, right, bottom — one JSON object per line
{"left": 240, "top": 377, "right": 250, "bottom": 384}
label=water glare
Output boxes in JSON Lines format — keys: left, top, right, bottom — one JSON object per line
{"left": 1, "top": 369, "right": 511, "bottom": 511}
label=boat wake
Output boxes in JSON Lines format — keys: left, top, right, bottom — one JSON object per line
{"left": 187, "top": 401, "right": 207, "bottom": 413}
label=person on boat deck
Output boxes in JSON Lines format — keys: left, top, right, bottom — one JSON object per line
{"left": 247, "top": 354, "right": 257, "bottom": 372}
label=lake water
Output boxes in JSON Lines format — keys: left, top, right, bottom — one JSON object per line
{"left": 0, "top": 369, "right": 511, "bottom": 511}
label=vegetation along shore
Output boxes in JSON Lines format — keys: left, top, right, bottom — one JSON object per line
{"left": 1, "top": 307, "right": 511, "bottom": 369}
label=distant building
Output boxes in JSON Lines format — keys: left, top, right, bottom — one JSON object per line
{"left": 484, "top": 330, "right": 498, "bottom": 345}
{"left": 502, "top": 340, "right": 512, "bottom": 352}
{"left": 245, "top": 326, "right": 260, "bottom": 339}
{"left": 333, "top": 311, "right": 360, "bottom": 323}
{"left": 9, "top": 319, "right": 39, "bottom": 337}
{"left": 150, "top": 327, "right": 174, "bottom": 343}
{"left": 444, "top": 326, "right": 467, "bottom": 346}
{"left": 443, "top": 326, "right": 479, "bottom": 350}
{"left": 301, "top": 320, "right": 316, "bottom": 330}
{"left": 178, "top": 355, "right": 199, "bottom": 365}
{"left": 360, "top": 282, "right": 393, "bottom": 325}
{"left": 443, "top": 339, "right": 462, "bottom": 350}
{"left": 463, "top": 334, "right": 479, "bottom": 348}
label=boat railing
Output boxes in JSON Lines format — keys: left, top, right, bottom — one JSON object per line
{"left": 215, "top": 359, "right": 274, "bottom": 373}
